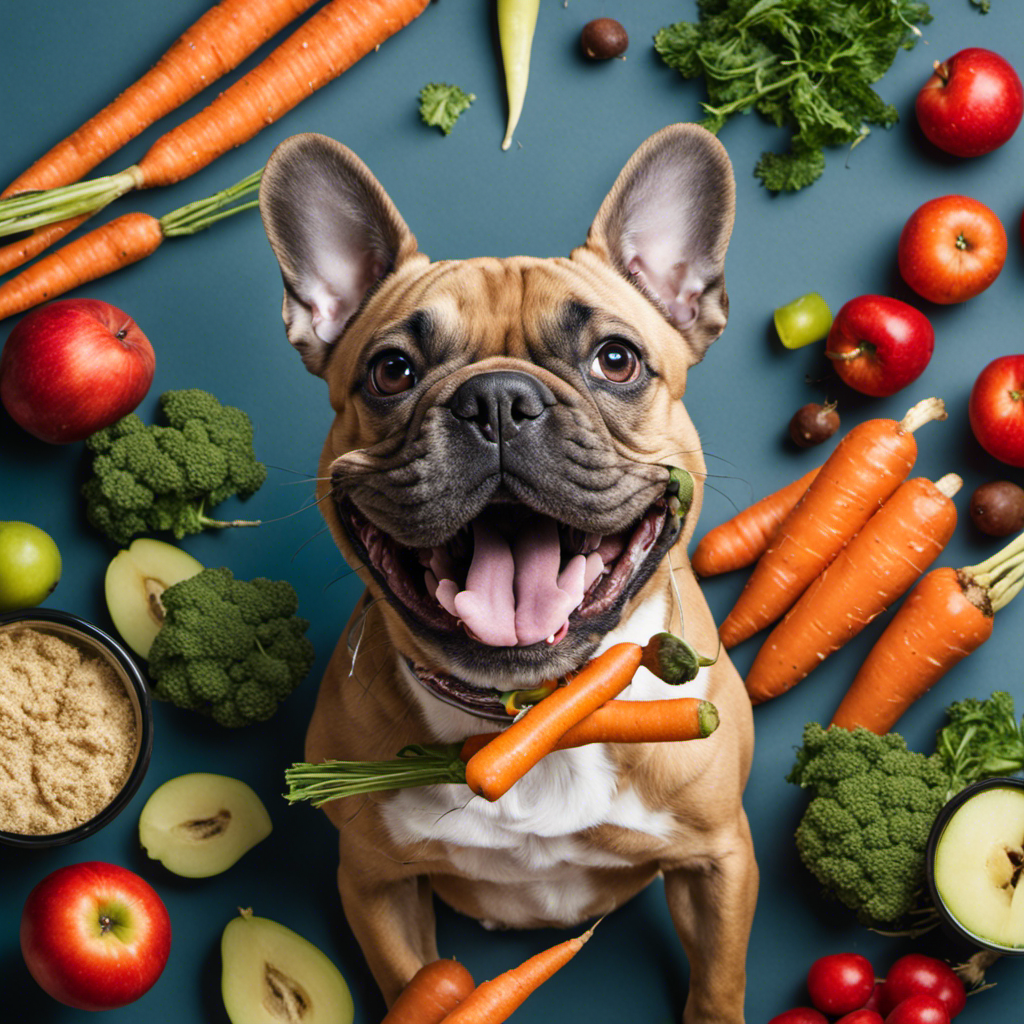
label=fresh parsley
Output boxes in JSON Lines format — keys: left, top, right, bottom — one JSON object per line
{"left": 655, "top": 0, "right": 932, "bottom": 191}
{"left": 419, "top": 83, "right": 476, "bottom": 136}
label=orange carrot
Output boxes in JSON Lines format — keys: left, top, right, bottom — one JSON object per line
{"left": 0, "top": 170, "right": 261, "bottom": 320}
{"left": 0, "top": 216, "right": 91, "bottom": 276}
{"left": 463, "top": 643, "right": 644, "bottom": 801}
{"left": 458, "top": 696, "right": 720, "bottom": 761}
{"left": 831, "top": 530, "right": 1024, "bottom": 734}
{"left": 0, "top": 0, "right": 429, "bottom": 240}
{"left": 745, "top": 473, "right": 962, "bottom": 705}
{"left": 2, "top": 0, "right": 318, "bottom": 199}
{"left": 692, "top": 465, "right": 821, "bottom": 577}
{"left": 718, "top": 398, "right": 946, "bottom": 649}
{"left": 383, "top": 959, "right": 476, "bottom": 1024}
{"left": 437, "top": 926, "right": 594, "bottom": 1024}
{"left": 0, "top": 213, "right": 163, "bottom": 319}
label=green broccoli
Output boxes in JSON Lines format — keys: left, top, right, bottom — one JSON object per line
{"left": 82, "top": 389, "right": 267, "bottom": 545}
{"left": 788, "top": 723, "right": 950, "bottom": 923}
{"left": 147, "top": 567, "right": 314, "bottom": 728}
{"left": 789, "top": 693, "right": 1024, "bottom": 925}
{"left": 419, "top": 83, "right": 475, "bottom": 135}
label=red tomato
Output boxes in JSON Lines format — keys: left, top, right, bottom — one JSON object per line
{"left": 837, "top": 1011, "right": 884, "bottom": 1024}
{"left": 807, "top": 953, "right": 876, "bottom": 1015}
{"left": 884, "top": 994, "right": 951, "bottom": 1024}
{"left": 864, "top": 981, "right": 885, "bottom": 1013}
{"left": 768, "top": 1009, "right": 829, "bottom": 1024}
{"left": 897, "top": 195, "right": 1007, "bottom": 304}
{"left": 879, "top": 955, "right": 966, "bottom": 1017}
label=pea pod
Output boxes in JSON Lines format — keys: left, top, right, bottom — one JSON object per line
{"left": 498, "top": 0, "right": 540, "bottom": 150}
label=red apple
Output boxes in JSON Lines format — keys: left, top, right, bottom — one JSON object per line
{"left": 0, "top": 298, "right": 155, "bottom": 444}
{"left": 826, "top": 296, "right": 934, "bottom": 397}
{"left": 20, "top": 861, "right": 172, "bottom": 1011}
{"left": 898, "top": 195, "right": 1007, "bottom": 304}
{"left": 916, "top": 47, "right": 1024, "bottom": 157}
{"left": 969, "top": 355, "right": 1024, "bottom": 467}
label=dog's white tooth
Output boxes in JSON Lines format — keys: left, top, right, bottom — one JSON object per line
{"left": 545, "top": 634, "right": 556, "bottom": 645}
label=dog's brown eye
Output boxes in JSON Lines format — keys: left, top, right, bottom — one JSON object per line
{"left": 590, "top": 341, "right": 640, "bottom": 384}
{"left": 367, "top": 350, "right": 417, "bottom": 396}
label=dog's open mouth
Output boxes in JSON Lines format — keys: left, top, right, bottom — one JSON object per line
{"left": 343, "top": 496, "right": 676, "bottom": 649}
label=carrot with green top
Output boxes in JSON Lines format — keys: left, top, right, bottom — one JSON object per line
{"left": 830, "top": 528, "right": 1024, "bottom": 735}
{"left": 0, "top": 0, "right": 430, "bottom": 237}
{"left": 382, "top": 959, "right": 476, "bottom": 1024}
{"left": 691, "top": 465, "right": 821, "bottom": 577}
{"left": 437, "top": 925, "right": 594, "bottom": 1023}
{"left": 719, "top": 397, "right": 947, "bottom": 649}
{"left": 0, "top": 170, "right": 261, "bottom": 320}
{"left": 745, "top": 473, "right": 961, "bottom": 705}
{"left": 2, "top": 0, "right": 317, "bottom": 201}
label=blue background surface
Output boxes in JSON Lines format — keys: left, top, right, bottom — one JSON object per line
{"left": 2, "top": 1, "right": 1024, "bottom": 1020}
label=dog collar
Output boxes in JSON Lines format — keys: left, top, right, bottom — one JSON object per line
{"left": 402, "top": 658, "right": 512, "bottom": 722}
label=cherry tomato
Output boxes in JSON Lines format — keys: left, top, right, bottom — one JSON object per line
{"left": 768, "top": 1009, "right": 829, "bottom": 1024}
{"left": 884, "top": 993, "right": 950, "bottom": 1024}
{"left": 807, "top": 952, "right": 876, "bottom": 1015}
{"left": 879, "top": 955, "right": 966, "bottom": 1018}
{"left": 837, "top": 1011, "right": 884, "bottom": 1024}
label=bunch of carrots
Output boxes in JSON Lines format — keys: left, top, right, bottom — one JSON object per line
{"left": 693, "top": 396, "right": 1024, "bottom": 733}
{"left": 285, "top": 634, "right": 721, "bottom": 807}
{"left": 0, "top": 0, "right": 431, "bottom": 317}
{"left": 382, "top": 925, "right": 594, "bottom": 1024}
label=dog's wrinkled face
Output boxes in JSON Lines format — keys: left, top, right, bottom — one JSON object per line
{"left": 260, "top": 126, "right": 735, "bottom": 689}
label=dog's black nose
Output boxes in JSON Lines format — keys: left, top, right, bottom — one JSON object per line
{"left": 449, "top": 371, "right": 553, "bottom": 443}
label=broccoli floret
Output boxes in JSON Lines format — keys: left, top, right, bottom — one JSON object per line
{"left": 788, "top": 723, "right": 951, "bottom": 924}
{"left": 147, "top": 568, "right": 314, "bottom": 728}
{"left": 82, "top": 389, "right": 267, "bottom": 545}
{"left": 419, "top": 83, "right": 475, "bottom": 135}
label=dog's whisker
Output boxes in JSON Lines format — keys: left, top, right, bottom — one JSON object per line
{"left": 263, "top": 462, "right": 324, "bottom": 480}
{"left": 291, "top": 524, "right": 332, "bottom": 560}
{"left": 701, "top": 480, "right": 746, "bottom": 516}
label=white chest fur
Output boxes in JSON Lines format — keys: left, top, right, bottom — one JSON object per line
{"left": 379, "top": 591, "right": 702, "bottom": 926}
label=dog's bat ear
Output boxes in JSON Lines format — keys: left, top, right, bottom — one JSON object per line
{"left": 584, "top": 123, "right": 735, "bottom": 364}
{"left": 258, "top": 133, "right": 420, "bottom": 376}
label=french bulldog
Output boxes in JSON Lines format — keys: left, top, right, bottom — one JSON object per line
{"left": 259, "top": 123, "right": 757, "bottom": 1024}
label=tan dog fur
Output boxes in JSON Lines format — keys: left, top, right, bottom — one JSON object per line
{"left": 260, "top": 125, "right": 757, "bottom": 1024}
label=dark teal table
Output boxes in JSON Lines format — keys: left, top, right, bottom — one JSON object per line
{"left": 3, "top": 2, "right": 1023, "bottom": 1021}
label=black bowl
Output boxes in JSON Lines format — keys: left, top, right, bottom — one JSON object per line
{"left": 926, "top": 776, "right": 1024, "bottom": 955}
{"left": 0, "top": 608, "right": 153, "bottom": 848}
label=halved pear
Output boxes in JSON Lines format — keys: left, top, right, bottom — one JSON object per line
{"left": 105, "top": 537, "right": 203, "bottom": 658}
{"left": 933, "top": 785, "right": 1024, "bottom": 948}
{"left": 221, "top": 909, "right": 354, "bottom": 1024}
{"left": 139, "top": 773, "right": 272, "bottom": 878}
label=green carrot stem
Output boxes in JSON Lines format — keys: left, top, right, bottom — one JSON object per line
{"left": 159, "top": 169, "right": 262, "bottom": 236}
{"left": 964, "top": 529, "right": 1024, "bottom": 589}
{"left": 0, "top": 167, "right": 141, "bottom": 236}
{"left": 988, "top": 560, "right": 1024, "bottom": 613}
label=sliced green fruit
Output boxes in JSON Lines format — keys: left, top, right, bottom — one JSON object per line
{"left": 221, "top": 909, "right": 354, "bottom": 1024}
{"left": 139, "top": 773, "right": 271, "bottom": 878}
{"left": 104, "top": 538, "right": 203, "bottom": 658}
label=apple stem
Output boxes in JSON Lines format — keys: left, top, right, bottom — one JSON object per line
{"left": 99, "top": 914, "right": 114, "bottom": 935}
{"left": 824, "top": 345, "right": 866, "bottom": 363}
{"left": 933, "top": 59, "right": 949, "bottom": 86}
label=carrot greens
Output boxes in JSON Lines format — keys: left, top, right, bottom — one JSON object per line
{"left": 654, "top": 0, "right": 932, "bottom": 191}
{"left": 419, "top": 83, "right": 476, "bottom": 135}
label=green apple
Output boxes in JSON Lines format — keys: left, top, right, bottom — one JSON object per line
{"left": 221, "top": 909, "right": 353, "bottom": 1024}
{"left": 933, "top": 784, "right": 1024, "bottom": 949}
{"left": 0, "top": 520, "right": 62, "bottom": 612}
{"left": 104, "top": 538, "right": 203, "bottom": 658}
{"left": 139, "top": 773, "right": 272, "bottom": 878}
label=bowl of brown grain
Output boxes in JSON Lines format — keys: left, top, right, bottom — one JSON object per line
{"left": 0, "top": 608, "right": 153, "bottom": 848}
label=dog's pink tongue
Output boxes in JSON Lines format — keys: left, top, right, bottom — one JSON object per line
{"left": 435, "top": 517, "right": 601, "bottom": 647}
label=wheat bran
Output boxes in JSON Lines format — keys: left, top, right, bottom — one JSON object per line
{"left": 0, "top": 626, "right": 137, "bottom": 835}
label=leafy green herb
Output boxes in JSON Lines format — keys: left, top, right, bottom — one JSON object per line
{"left": 970, "top": 0, "right": 990, "bottom": 12}
{"left": 419, "top": 83, "right": 476, "bottom": 135}
{"left": 654, "top": 0, "right": 933, "bottom": 191}
{"left": 935, "top": 690, "right": 1024, "bottom": 792}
